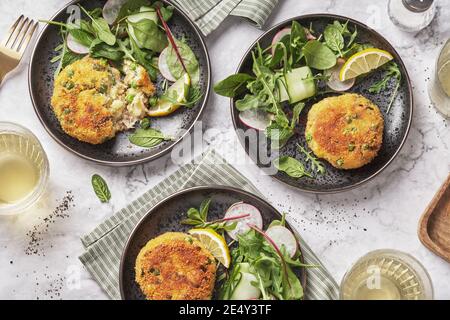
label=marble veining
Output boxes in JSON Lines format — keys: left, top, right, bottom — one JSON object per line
{"left": 0, "top": 0, "right": 449, "bottom": 300}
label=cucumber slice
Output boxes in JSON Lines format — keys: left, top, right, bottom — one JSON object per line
{"left": 277, "top": 77, "right": 290, "bottom": 102}
{"left": 283, "top": 66, "right": 316, "bottom": 104}
{"left": 139, "top": 6, "right": 154, "bottom": 12}
{"left": 127, "top": 11, "right": 158, "bottom": 23}
{"left": 230, "top": 263, "right": 261, "bottom": 300}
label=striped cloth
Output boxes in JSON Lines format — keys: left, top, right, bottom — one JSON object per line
{"left": 171, "top": 0, "right": 279, "bottom": 36}
{"left": 79, "top": 149, "right": 339, "bottom": 300}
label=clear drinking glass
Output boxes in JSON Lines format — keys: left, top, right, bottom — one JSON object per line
{"left": 429, "top": 39, "right": 450, "bottom": 117}
{"left": 388, "top": 0, "right": 436, "bottom": 33}
{"left": 340, "top": 250, "right": 434, "bottom": 300}
{"left": 0, "top": 122, "right": 49, "bottom": 215}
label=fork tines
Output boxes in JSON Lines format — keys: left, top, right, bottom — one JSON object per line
{"left": 1, "top": 15, "right": 39, "bottom": 55}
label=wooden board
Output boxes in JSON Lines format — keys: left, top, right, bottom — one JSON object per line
{"left": 419, "top": 173, "right": 450, "bottom": 263}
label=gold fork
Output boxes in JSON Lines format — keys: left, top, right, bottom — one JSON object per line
{"left": 0, "top": 15, "right": 38, "bottom": 85}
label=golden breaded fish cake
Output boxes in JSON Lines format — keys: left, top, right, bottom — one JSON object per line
{"left": 305, "top": 94, "right": 384, "bottom": 170}
{"left": 135, "top": 232, "right": 217, "bottom": 300}
{"left": 51, "top": 56, "right": 155, "bottom": 145}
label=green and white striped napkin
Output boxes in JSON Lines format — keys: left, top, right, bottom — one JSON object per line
{"left": 79, "top": 149, "right": 339, "bottom": 300}
{"left": 171, "top": 0, "right": 279, "bottom": 36}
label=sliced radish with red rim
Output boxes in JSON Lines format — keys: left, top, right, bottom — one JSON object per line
{"left": 67, "top": 33, "right": 89, "bottom": 54}
{"left": 102, "top": 0, "right": 128, "bottom": 25}
{"left": 239, "top": 109, "right": 274, "bottom": 131}
{"left": 326, "top": 58, "right": 355, "bottom": 92}
{"left": 224, "top": 203, "right": 263, "bottom": 240}
{"left": 265, "top": 225, "right": 298, "bottom": 258}
{"left": 158, "top": 47, "right": 177, "bottom": 82}
{"left": 271, "top": 27, "right": 291, "bottom": 55}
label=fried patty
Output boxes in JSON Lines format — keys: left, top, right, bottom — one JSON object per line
{"left": 305, "top": 94, "right": 384, "bottom": 170}
{"left": 51, "top": 56, "right": 155, "bottom": 145}
{"left": 135, "top": 232, "right": 217, "bottom": 300}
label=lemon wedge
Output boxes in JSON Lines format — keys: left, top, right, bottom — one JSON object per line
{"left": 188, "top": 229, "right": 231, "bottom": 268}
{"left": 340, "top": 48, "right": 394, "bottom": 81}
{"left": 148, "top": 73, "right": 191, "bottom": 117}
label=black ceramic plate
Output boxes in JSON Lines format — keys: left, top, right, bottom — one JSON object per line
{"left": 120, "top": 186, "right": 307, "bottom": 300}
{"left": 29, "top": 0, "right": 210, "bottom": 166}
{"left": 231, "top": 14, "right": 413, "bottom": 193}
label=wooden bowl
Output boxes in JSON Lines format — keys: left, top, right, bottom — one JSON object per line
{"left": 418, "top": 173, "right": 450, "bottom": 263}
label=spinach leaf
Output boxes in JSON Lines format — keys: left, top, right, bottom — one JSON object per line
{"left": 91, "top": 174, "right": 111, "bottom": 203}
{"left": 128, "top": 19, "right": 167, "bottom": 52}
{"left": 213, "top": 73, "right": 255, "bottom": 97}
{"left": 80, "top": 6, "right": 116, "bottom": 45}
{"left": 166, "top": 39, "right": 200, "bottom": 84}
{"left": 68, "top": 28, "right": 95, "bottom": 47}
{"left": 116, "top": 0, "right": 149, "bottom": 22}
{"left": 274, "top": 156, "right": 312, "bottom": 179}
{"left": 302, "top": 40, "right": 337, "bottom": 70}
{"left": 128, "top": 128, "right": 171, "bottom": 148}
{"left": 235, "top": 94, "right": 267, "bottom": 111}
{"left": 324, "top": 24, "right": 344, "bottom": 57}
{"left": 89, "top": 39, "right": 124, "bottom": 61}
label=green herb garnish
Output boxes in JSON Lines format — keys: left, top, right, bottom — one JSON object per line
{"left": 91, "top": 174, "right": 111, "bottom": 203}
{"left": 128, "top": 128, "right": 171, "bottom": 148}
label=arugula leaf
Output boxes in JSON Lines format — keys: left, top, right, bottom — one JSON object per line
{"left": 128, "top": 128, "right": 171, "bottom": 148}
{"left": 302, "top": 40, "right": 337, "bottom": 70}
{"left": 274, "top": 156, "right": 312, "bottom": 179}
{"left": 289, "top": 21, "right": 307, "bottom": 65}
{"left": 220, "top": 228, "right": 306, "bottom": 300}
{"left": 298, "top": 144, "right": 326, "bottom": 175}
{"left": 181, "top": 199, "right": 238, "bottom": 233}
{"left": 213, "top": 74, "right": 255, "bottom": 97}
{"left": 91, "top": 174, "right": 111, "bottom": 203}
{"left": 369, "top": 62, "right": 402, "bottom": 113}
{"left": 51, "top": 28, "right": 82, "bottom": 76}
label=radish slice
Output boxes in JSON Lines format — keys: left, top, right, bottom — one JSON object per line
{"left": 266, "top": 226, "right": 298, "bottom": 258}
{"left": 239, "top": 109, "right": 274, "bottom": 131}
{"left": 67, "top": 33, "right": 89, "bottom": 54}
{"left": 225, "top": 203, "right": 263, "bottom": 240}
{"left": 271, "top": 27, "right": 291, "bottom": 55}
{"left": 158, "top": 47, "right": 177, "bottom": 82}
{"left": 326, "top": 58, "right": 355, "bottom": 92}
{"left": 103, "top": 0, "right": 128, "bottom": 25}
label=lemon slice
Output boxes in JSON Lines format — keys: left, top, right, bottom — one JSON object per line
{"left": 188, "top": 229, "right": 231, "bottom": 268}
{"left": 148, "top": 73, "right": 191, "bottom": 117}
{"left": 340, "top": 48, "right": 394, "bottom": 81}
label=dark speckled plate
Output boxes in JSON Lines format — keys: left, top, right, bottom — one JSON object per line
{"left": 231, "top": 14, "right": 413, "bottom": 193}
{"left": 120, "top": 186, "right": 307, "bottom": 300}
{"left": 28, "top": 0, "right": 210, "bottom": 166}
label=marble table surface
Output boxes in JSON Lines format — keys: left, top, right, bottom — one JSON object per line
{"left": 1, "top": 0, "right": 449, "bottom": 300}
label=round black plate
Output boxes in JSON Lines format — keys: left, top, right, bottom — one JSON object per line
{"left": 29, "top": 0, "right": 210, "bottom": 166}
{"left": 231, "top": 14, "right": 413, "bottom": 193}
{"left": 120, "top": 186, "right": 307, "bottom": 300}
